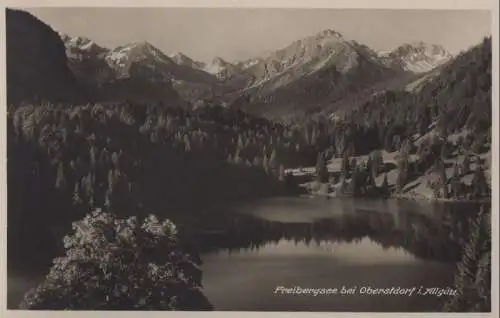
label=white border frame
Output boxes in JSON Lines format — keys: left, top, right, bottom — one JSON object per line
{"left": 0, "top": 1, "right": 497, "bottom": 318}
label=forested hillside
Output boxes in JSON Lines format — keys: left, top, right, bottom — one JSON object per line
{"left": 286, "top": 37, "right": 491, "bottom": 201}
{"left": 7, "top": 102, "right": 327, "bottom": 270}
{"left": 5, "top": 7, "right": 328, "bottom": 273}
{"left": 305, "top": 37, "right": 492, "bottom": 157}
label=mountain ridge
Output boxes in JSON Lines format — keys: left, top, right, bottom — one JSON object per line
{"left": 222, "top": 29, "right": 413, "bottom": 117}
{"left": 61, "top": 34, "right": 221, "bottom": 103}
{"left": 16, "top": 15, "right": 462, "bottom": 117}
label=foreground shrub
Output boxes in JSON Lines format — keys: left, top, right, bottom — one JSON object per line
{"left": 20, "top": 209, "right": 213, "bottom": 310}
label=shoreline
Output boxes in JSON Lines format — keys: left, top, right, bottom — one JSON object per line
{"left": 302, "top": 183, "right": 490, "bottom": 205}
{"left": 389, "top": 193, "right": 491, "bottom": 204}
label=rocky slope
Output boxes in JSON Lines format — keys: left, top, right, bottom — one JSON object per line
{"left": 168, "top": 52, "right": 205, "bottom": 70}
{"left": 227, "top": 30, "right": 409, "bottom": 117}
{"left": 202, "top": 57, "right": 242, "bottom": 81}
{"left": 217, "top": 33, "right": 455, "bottom": 118}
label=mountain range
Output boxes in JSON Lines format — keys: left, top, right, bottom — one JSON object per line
{"left": 7, "top": 8, "right": 467, "bottom": 119}
{"left": 59, "top": 28, "right": 457, "bottom": 117}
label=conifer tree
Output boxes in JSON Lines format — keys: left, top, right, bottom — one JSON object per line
{"left": 316, "top": 152, "right": 329, "bottom": 183}
{"left": 233, "top": 148, "right": 243, "bottom": 165}
{"left": 341, "top": 151, "right": 350, "bottom": 176}
{"left": 278, "top": 164, "right": 286, "bottom": 182}
{"left": 441, "top": 141, "right": 449, "bottom": 160}
{"left": 55, "top": 162, "right": 66, "bottom": 190}
{"left": 462, "top": 155, "right": 470, "bottom": 175}
{"left": 396, "top": 156, "right": 409, "bottom": 193}
{"left": 350, "top": 165, "right": 360, "bottom": 196}
{"left": 370, "top": 150, "right": 383, "bottom": 178}
{"left": 252, "top": 156, "right": 262, "bottom": 167}
{"left": 381, "top": 172, "right": 389, "bottom": 195}
{"left": 184, "top": 135, "right": 191, "bottom": 152}
{"left": 268, "top": 149, "right": 277, "bottom": 171}
{"left": 89, "top": 146, "right": 97, "bottom": 170}
{"left": 437, "top": 159, "right": 448, "bottom": 198}
{"left": 72, "top": 183, "right": 83, "bottom": 206}
{"left": 444, "top": 206, "right": 491, "bottom": 312}
{"left": 237, "top": 134, "right": 244, "bottom": 149}
{"left": 472, "top": 164, "right": 488, "bottom": 199}
{"left": 262, "top": 153, "right": 269, "bottom": 174}
{"left": 339, "top": 176, "right": 348, "bottom": 195}
{"left": 107, "top": 170, "right": 115, "bottom": 191}
{"left": 350, "top": 157, "right": 357, "bottom": 173}
{"left": 451, "top": 163, "right": 462, "bottom": 199}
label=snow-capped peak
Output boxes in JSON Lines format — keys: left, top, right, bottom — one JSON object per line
{"left": 381, "top": 42, "right": 453, "bottom": 73}
{"left": 204, "top": 57, "right": 232, "bottom": 74}
{"left": 250, "top": 27, "right": 357, "bottom": 82}
{"left": 119, "top": 41, "right": 168, "bottom": 60}
{"left": 61, "top": 33, "right": 105, "bottom": 51}
{"left": 236, "top": 57, "right": 264, "bottom": 70}
{"left": 106, "top": 41, "right": 174, "bottom": 66}
{"left": 169, "top": 52, "right": 190, "bottom": 62}
{"left": 395, "top": 42, "right": 450, "bottom": 57}
{"left": 289, "top": 28, "right": 346, "bottom": 51}
{"left": 60, "top": 33, "right": 109, "bottom": 60}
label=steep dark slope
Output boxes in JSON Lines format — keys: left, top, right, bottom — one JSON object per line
{"left": 235, "top": 54, "right": 405, "bottom": 118}
{"left": 6, "top": 8, "right": 86, "bottom": 105}
{"left": 6, "top": 9, "right": 185, "bottom": 107}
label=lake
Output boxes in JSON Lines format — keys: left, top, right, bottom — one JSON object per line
{"left": 8, "top": 197, "right": 481, "bottom": 311}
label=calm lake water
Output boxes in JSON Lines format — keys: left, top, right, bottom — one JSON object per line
{"left": 8, "top": 197, "right": 481, "bottom": 311}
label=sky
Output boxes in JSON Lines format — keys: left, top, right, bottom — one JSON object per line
{"left": 22, "top": 8, "right": 491, "bottom": 63}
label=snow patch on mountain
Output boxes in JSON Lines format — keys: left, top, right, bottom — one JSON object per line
{"left": 61, "top": 33, "right": 94, "bottom": 49}
{"left": 204, "top": 57, "right": 229, "bottom": 74}
{"left": 61, "top": 33, "right": 108, "bottom": 59}
{"left": 235, "top": 58, "right": 264, "bottom": 70}
{"left": 240, "top": 29, "right": 369, "bottom": 92}
{"left": 100, "top": 41, "right": 177, "bottom": 80}
{"left": 380, "top": 42, "right": 453, "bottom": 73}
{"left": 107, "top": 41, "right": 173, "bottom": 65}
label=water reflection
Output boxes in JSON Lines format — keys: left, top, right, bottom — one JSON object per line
{"left": 194, "top": 199, "right": 485, "bottom": 311}
{"left": 8, "top": 197, "right": 486, "bottom": 311}
{"left": 185, "top": 199, "right": 482, "bottom": 264}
